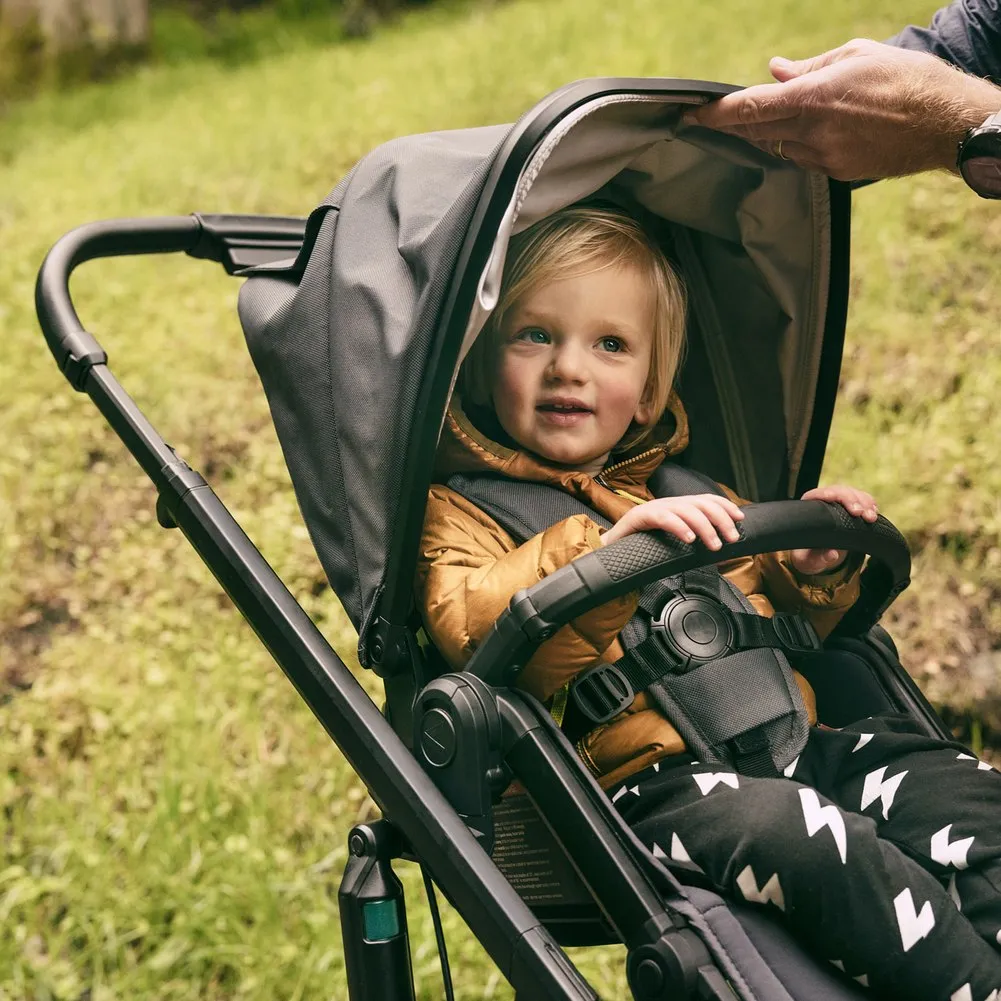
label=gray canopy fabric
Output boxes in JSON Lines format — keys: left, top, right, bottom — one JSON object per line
{"left": 237, "top": 81, "right": 847, "bottom": 664}
{"left": 238, "top": 124, "right": 510, "bottom": 649}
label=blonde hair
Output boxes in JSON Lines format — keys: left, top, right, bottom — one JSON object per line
{"left": 459, "top": 204, "right": 687, "bottom": 449}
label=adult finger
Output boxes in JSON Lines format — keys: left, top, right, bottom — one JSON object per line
{"left": 684, "top": 80, "right": 803, "bottom": 131}
{"left": 768, "top": 40, "right": 867, "bottom": 82}
{"left": 733, "top": 135, "right": 824, "bottom": 169}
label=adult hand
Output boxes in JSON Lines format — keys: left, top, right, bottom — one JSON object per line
{"left": 683, "top": 38, "right": 1001, "bottom": 180}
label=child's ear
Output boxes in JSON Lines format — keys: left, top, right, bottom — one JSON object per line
{"left": 633, "top": 397, "right": 653, "bottom": 427}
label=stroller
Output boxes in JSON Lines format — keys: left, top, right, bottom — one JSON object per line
{"left": 36, "top": 77, "right": 949, "bottom": 1000}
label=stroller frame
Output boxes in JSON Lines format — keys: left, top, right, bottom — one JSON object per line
{"left": 38, "top": 215, "right": 731, "bottom": 1001}
{"left": 35, "top": 81, "right": 952, "bottom": 1001}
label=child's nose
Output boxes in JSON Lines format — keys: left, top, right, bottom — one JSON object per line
{"left": 546, "top": 342, "right": 588, "bottom": 382}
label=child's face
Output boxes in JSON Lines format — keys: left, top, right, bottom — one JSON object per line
{"left": 492, "top": 262, "right": 655, "bottom": 475}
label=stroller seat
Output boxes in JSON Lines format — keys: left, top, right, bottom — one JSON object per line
{"left": 485, "top": 624, "right": 942, "bottom": 999}
{"left": 34, "top": 77, "right": 958, "bottom": 1001}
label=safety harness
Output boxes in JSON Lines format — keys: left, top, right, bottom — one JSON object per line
{"left": 447, "top": 464, "right": 820, "bottom": 777}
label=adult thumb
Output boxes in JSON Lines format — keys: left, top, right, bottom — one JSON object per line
{"left": 770, "top": 44, "right": 850, "bottom": 81}
{"left": 770, "top": 56, "right": 806, "bottom": 81}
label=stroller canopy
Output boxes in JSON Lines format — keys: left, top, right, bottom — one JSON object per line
{"left": 237, "top": 78, "right": 849, "bottom": 664}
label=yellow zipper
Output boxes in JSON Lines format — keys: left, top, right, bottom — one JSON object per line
{"left": 599, "top": 447, "right": 663, "bottom": 479}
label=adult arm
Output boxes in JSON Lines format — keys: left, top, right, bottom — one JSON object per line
{"left": 888, "top": 0, "right": 1001, "bottom": 82}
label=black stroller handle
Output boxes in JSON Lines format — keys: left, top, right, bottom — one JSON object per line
{"left": 34, "top": 215, "right": 606, "bottom": 1001}
{"left": 36, "top": 214, "right": 306, "bottom": 389}
{"left": 465, "top": 500, "right": 911, "bottom": 686}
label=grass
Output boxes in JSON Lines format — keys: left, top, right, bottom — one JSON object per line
{"left": 2, "top": 0, "right": 999, "bottom": 997}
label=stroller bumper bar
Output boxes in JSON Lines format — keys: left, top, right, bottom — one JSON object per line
{"left": 35, "top": 214, "right": 307, "bottom": 389}
{"left": 466, "top": 502, "right": 911, "bottom": 688}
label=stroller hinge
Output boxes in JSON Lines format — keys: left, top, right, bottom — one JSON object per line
{"left": 626, "top": 929, "right": 736, "bottom": 1001}
{"left": 155, "top": 457, "right": 207, "bottom": 529}
{"left": 338, "top": 819, "right": 417, "bottom": 1001}
{"left": 368, "top": 617, "right": 418, "bottom": 678}
{"left": 414, "top": 673, "right": 507, "bottom": 854}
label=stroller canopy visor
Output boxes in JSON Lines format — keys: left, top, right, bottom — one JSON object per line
{"left": 237, "top": 79, "right": 849, "bottom": 663}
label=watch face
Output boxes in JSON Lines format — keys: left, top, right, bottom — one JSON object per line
{"left": 961, "top": 155, "right": 1001, "bottom": 198}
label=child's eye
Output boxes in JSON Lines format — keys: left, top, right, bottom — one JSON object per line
{"left": 599, "top": 336, "right": 624, "bottom": 353}
{"left": 516, "top": 327, "right": 550, "bottom": 344}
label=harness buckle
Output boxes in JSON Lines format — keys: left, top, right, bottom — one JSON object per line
{"left": 771, "top": 613, "right": 822, "bottom": 653}
{"left": 570, "top": 662, "right": 634, "bottom": 725}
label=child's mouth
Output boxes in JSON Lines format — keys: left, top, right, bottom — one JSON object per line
{"left": 537, "top": 400, "right": 593, "bottom": 426}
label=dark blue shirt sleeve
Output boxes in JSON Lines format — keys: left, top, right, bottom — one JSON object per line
{"left": 887, "top": 0, "right": 1001, "bottom": 82}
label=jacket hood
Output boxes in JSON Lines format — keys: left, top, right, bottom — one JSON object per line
{"left": 434, "top": 391, "right": 690, "bottom": 495}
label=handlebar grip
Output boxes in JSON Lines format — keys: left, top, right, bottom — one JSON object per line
{"left": 36, "top": 216, "right": 202, "bottom": 388}
{"left": 35, "top": 214, "right": 308, "bottom": 390}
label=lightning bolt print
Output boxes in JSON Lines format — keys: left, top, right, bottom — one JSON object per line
{"left": 736, "top": 865, "right": 786, "bottom": 911}
{"left": 957, "top": 752, "right": 994, "bottom": 772}
{"left": 930, "top": 824, "right": 975, "bottom": 870}
{"left": 948, "top": 873, "right": 962, "bottom": 910}
{"left": 894, "top": 888, "right": 935, "bottom": 952}
{"left": 799, "top": 788, "right": 848, "bottom": 864}
{"left": 852, "top": 732, "right": 874, "bottom": 753}
{"left": 951, "top": 986, "right": 999, "bottom": 1001}
{"left": 610, "top": 785, "right": 639, "bottom": 804}
{"left": 692, "top": 772, "right": 740, "bottom": 796}
{"left": 651, "top": 833, "right": 704, "bottom": 873}
{"left": 860, "top": 766, "right": 908, "bottom": 819}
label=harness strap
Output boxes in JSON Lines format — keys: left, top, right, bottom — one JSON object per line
{"left": 444, "top": 469, "right": 812, "bottom": 776}
{"left": 566, "top": 609, "right": 820, "bottom": 731}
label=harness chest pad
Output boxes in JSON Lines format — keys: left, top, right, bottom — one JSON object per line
{"left": 445, "top": 467, "right": 813, "bottom": 776}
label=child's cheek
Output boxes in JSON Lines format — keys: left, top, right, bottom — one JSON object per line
{"left": 493, "top": 355, "right": 533, "bottom": 429}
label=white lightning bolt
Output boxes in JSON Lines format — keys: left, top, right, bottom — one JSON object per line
{"left": 669, "top": 832, "right": 703, "bottom": 872}
{"left": 736, "top": 864, "right": 786, "bottom": 911}
{"left": 948, "top": 873, "right": 962, "bottom": 910}
{"left": 611, "top": 785, "right": 639, "bottom": 803}
{"left": 894, "top": 887, "right": 935, "bottom": 953}
{"left": 799, "top": 788, "right": 848, "bottom": 864}
{"left": 951, "top": 980, "right": 1000, "bottom": 1001}
{"left": 860, "top": 766, "right": 908, "bottom": 819}
{"left": 692, "top": 772, "right": 740, "bottom": 796}
{"left": 852, "top": 732, "right": 874, "bottom": 753}
{"left": 958, "top": 752, "right": 994, "bottom": 772}
{"left": 930, "top": 824, "right": 975, "bottom": 870}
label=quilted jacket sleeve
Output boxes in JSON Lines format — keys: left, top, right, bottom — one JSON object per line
{"left": 416, "top": 486, "right": 639, "bottom": 702}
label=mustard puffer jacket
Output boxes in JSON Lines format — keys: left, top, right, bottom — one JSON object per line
{"left": 416, "top": 395, "right": 863, "bottom": 789}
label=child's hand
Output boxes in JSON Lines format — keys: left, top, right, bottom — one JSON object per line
{"left": 791, "top": 484, "right": 878, "bottom": 574}
{"left": 600, "top": 494, "right": 745, "bottom": 551}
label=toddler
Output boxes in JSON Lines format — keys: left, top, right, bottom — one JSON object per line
{"left": 416, "top": 204, "right": 1001, "bottom": 999}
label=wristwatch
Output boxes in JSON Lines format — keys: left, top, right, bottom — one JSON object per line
{"left": 957, "top": 110, "right": 1001, "bottom": 198}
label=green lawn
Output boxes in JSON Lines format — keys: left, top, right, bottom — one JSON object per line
{"left": 2, "top": 0, "right": 998, "bottom": 997}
